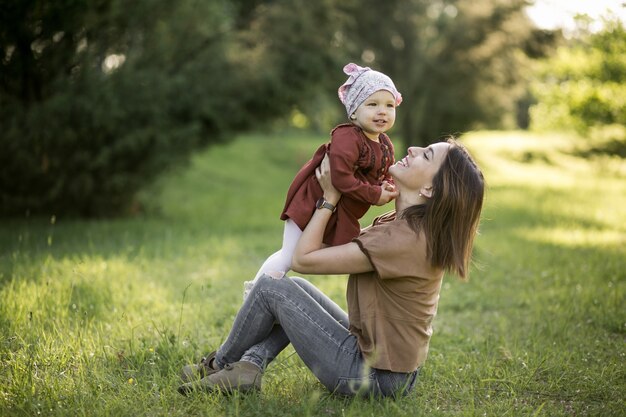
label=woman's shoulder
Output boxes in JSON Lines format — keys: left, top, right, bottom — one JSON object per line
{"left": 366, "top": 213, "right": 419, "bottom": 242}
{"left": 358, "top": 214, "right": 438, "bottom": 278}
{"left": 372, "top": 210, "right": 397, "bottom": 225}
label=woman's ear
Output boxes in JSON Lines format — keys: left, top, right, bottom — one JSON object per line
{"left": 420, "top": 185, "right": 433, "bottom": 198}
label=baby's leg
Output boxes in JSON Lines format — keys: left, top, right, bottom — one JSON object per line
{"left": 243, "top": 219, "right": 302, "bottom": 299}
{"left": 255, "top": 219, "right": 302, "bottom": 279}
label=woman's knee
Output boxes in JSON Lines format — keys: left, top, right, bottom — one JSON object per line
{"left": 254, "top": 274, "right": 315, "bottom": 301}
{"left": 254, "top": 273, "right": 289, "bottom": 291}
{"left": 290, "top": 276, "right": 308, "bottom": 287}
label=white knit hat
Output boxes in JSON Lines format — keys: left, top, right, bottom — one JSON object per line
{"left": 337, "top": 63, "right": 402, "bottom": 117}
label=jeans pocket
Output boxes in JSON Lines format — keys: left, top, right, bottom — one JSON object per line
{"left": 333, "top": 371, "right": 377, "bottom": 397}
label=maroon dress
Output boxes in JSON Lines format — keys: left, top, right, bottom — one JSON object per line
{"left": 280, "top": 124, "right": 395, "bottom": 246}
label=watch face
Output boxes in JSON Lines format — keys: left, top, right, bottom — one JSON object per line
{"left": 316, "top": 198, "right": 335, "bottom": 212}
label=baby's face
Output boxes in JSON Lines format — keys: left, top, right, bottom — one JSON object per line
{"left": 353, "top": 90, "right": 397, "bottom": 140}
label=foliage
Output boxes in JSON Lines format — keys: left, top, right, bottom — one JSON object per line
{"left": 530, "top": 18, "right": 626, "bottom": 134}
{"left": 0, "top": 0, "right": 344, "bottom": 216}
{"left": 0, "top": 0, "right": 228, "bottom": 216}
{"left": 3, "top": 0, "right": 594, "bottom": 217}
{"left": 0, "top": 130, "right": 624, "bottom": 416}
{"left": 330, "top": 0, "right": 550, "bottom": 148}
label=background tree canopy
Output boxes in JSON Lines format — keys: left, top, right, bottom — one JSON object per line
{"left": 0, "top": 0, "right": 346, "bottom": 216}
{"left": 1, "top": 0, "right": 621, "bottom": 217}
{"left": 530, "top": 17, "right": 626, "bottom": 134}
{"left": 339, "top": 0, "right": 545, "bottom": 147}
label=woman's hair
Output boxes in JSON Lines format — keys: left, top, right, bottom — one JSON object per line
{"left": 402, "top": 138, "right": 484, "bottom": 279}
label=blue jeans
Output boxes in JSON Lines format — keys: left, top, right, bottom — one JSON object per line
{"left": 214, "top": 274, "right": 419, "bottom": 398}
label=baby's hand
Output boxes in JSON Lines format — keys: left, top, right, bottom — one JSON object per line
{"left": 376, "top": 183, "right": 398, "bottom": 206}
{"left": 382, "top": 181, "right": 396, "bottom": 192}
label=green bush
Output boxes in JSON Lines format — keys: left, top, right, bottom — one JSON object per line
{"left": 0, "top": 0, "right": 232, "bottom": 216}
{"left": 530, "top": 18, "right": 626, "bottom": 133}
{"left": 1, "top": 70, "right": 201, "bottom": 216}
{"left": 0, "top": 0, "right": 343, "bottom": 217}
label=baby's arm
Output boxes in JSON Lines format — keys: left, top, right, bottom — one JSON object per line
{"left": 328, "top": 130, "right": 385, "bottom": 205}
{"left": 375, "top": 138, "right": 397, "bottom": 205}
{"left": 376, "top": 181, "right": 398, "bottom": 206}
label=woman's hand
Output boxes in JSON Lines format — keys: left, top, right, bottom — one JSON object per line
{"left": 315, "top": 154, "right": 341, "bottom": 205}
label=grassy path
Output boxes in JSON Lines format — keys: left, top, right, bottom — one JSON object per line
{"left": 0, "top": 131, "right": 624, "bottom": 416}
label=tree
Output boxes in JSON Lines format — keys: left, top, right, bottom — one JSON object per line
{"left": 331, "top": 0, "right": 539, "bottom": 147}
{"left": 0, "top": 0, "right": 235, "bottom": 216}
{"left": 0, "top": 0, "right": 344, "bottom": 216}
{"left": 530, "top": 17, "right": 626, "bottom": 133}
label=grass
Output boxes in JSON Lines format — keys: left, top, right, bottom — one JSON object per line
{"left": 0, "top": 129, "right": 624, "bottom": 416}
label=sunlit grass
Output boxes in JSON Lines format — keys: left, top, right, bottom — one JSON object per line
{"left": 466, "top": 130, "right": 626, "bottom": 243}
{"left": 0, "top": 130, "right": 624, "bottom": 416}
{"left": 516, "top": 227, "right": 624, "bottom": 247}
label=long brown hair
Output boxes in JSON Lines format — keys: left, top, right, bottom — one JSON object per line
{"left": 401, "top": 139, "right": 484, "bottom": 279}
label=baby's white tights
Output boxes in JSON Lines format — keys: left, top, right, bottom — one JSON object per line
{"left": 243, "top": 219, "right": 302, "bottom": 299}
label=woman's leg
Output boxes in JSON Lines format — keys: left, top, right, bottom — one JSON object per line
{"left": 239, "top": 276, "right": 349, "bottom": 369}
{"left": 289, "top": 276, "right": 349, "bottom": 328}
{"left": 216, "top": 275, "right": 369, "bottom": 394}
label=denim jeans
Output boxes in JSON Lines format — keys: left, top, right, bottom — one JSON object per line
{"left": 215, "top": 274, "right": 418, "bottom": 397}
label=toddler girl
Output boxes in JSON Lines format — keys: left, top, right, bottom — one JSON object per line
{"left": 244, "top": 63, "right": 401, "bottom": 298}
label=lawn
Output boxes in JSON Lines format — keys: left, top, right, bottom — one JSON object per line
{"left": 0, "top": 130, "right": 624, "bottom": 416}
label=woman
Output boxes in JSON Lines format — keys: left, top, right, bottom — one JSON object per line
{"left": 178, "top": 138, "right": 484, "bottom": 398}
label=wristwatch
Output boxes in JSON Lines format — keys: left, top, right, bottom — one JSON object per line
{"left": 316, "top": 197, "right": 336, "bottom": 212}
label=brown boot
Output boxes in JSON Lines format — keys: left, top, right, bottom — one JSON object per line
{"left": 180, "top": 351, "right": 219, "bottom": 383}
{"left": 178, "top": 360, "right": 262, "bottom": 395}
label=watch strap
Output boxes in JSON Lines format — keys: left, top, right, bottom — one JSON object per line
{"left": 316, "top": 197, "right": 336, "bottom": 212}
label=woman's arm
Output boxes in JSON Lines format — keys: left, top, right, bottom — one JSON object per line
{"left": 291, "top": 155, "right": 374, "bottom": 275}
{"left": 291, "top": 243, "right": 372, "bottom": 275}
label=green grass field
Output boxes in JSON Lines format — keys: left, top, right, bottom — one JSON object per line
{"left": 1, "top": 130, "right": 624, "bottom": 416}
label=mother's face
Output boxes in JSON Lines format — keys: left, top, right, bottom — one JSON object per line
{"left": 389, "top": 142, "right": 450, "bottom": 191}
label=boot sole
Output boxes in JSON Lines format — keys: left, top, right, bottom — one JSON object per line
{"left": 177, "top": 382, "right": 261, "bottom": 396}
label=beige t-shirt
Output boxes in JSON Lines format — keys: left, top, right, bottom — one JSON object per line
{"left": 348, "top": 211, "right": 444, "bottom": 372}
